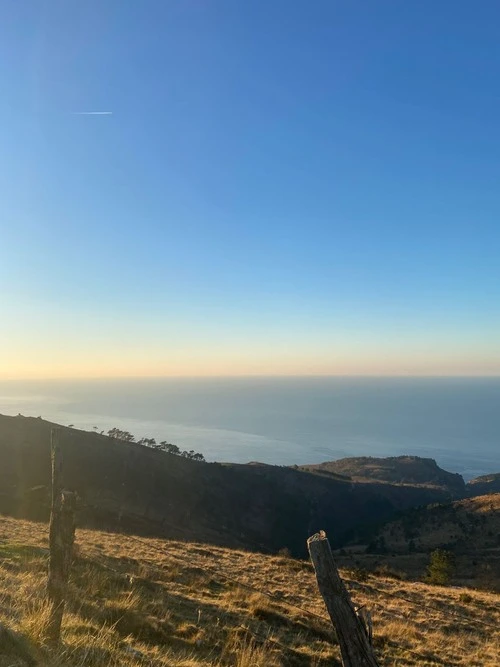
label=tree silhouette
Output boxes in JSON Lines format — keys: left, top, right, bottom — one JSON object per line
{"left": 107, "top": 428, "right": 135, "bottom": 442}
{"left": 103, "top": 428, "right": 205, "bottom": 462}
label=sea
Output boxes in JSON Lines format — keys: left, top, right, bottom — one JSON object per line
{"left": 0, "top": 377, "right": 498, "bottom": 482}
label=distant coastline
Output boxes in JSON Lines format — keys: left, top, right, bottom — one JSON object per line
{"left": 0, "top": 376, "right": 499, "bottom": 481}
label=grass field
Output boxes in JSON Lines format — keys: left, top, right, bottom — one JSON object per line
{"left": 0, "top": 516, "right": 499, "bottom": 666}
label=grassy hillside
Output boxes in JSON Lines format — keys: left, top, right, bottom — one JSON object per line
{"left": 467, "top": 473, "right": 500, "bottom": 496}
{"left": 300, "top": 456, "right": 466, "bottom": 496}
{"left": 345, "top": 494, "right": 500, "bottom": 590}
{"left": 1, "top": 516, "right": 499, "bottom": 666}
{"left": 0, "top": 414, "right": 460, "bottom": 556}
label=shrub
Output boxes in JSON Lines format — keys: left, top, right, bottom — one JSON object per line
{"left": 426, "top": 549, "right": 455, "bottom": 585}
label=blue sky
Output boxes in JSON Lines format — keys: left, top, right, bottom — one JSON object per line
{"left": 1, "top": 0, "right": 499, "bottom": 377}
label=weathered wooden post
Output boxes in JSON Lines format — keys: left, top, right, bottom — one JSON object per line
{"left": 307, "top": 531, "right": 379, "bottom": 667}
{"left": 45, "top": 428, "right": 76, "bottom": 646}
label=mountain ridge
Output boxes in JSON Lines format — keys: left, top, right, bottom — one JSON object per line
{"left": 0, "top": 413, "right": 495, "bottom": 559}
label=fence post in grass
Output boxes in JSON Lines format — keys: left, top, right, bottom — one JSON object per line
{"left": 45, "top": 428, "right": 76, "bottom": 646}
{"left": 307, "top": 531, "right": 379, "bottom": 667}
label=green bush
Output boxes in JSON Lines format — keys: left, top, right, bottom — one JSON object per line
{"left": 426, "top": 549, "right": 454, "bottom": 585}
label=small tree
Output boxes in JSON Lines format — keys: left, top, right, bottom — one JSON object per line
{"left": 180, "top": 449, "right": 206, "bottom": 461}
{"left": 158, "top": 441, "right": 181, "bottom": 455}
{"left": 149, "top": 440, "right": 205, "bottom": 461}
{"left": 107, "top": 428, "right": 135, "bottom": 442}
{"left": 138, "top": 437, "right": 156, "bottom": 447}
{"left": 426, "top": 549, "right": 454, "bottom": 585}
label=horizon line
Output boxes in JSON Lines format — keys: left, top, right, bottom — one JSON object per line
{"left": 1, "top": 373, "right": 500, "bottom": 382}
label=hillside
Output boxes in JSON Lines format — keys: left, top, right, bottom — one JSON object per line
{"left": 1, "top": 515, "right": 499, "bottom": 666}
{"left": 299, "top": 456, "right": 466, "bottom": 496}
{"left": 346, "top": 494, "right": 500, "bottom": 590}
{"left": 467, "top": 473, "right": 500, "bottom": 496}
{"left": 0, "top": 414, "right": 462, "bottom": 556}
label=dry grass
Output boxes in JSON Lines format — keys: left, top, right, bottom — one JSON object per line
{"left": 379, "top": 493, "right": 500, "bottom": 555}
{"left": 0, "top": 516, "right": 499, "bottom": 666}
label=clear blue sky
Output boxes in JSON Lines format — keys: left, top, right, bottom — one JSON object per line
{"left": 1, "top": 0, "right": 499, "bottom": 377}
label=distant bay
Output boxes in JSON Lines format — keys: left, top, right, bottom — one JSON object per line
{"left": 0, "top": 377, "right": 498, "bottom": 481}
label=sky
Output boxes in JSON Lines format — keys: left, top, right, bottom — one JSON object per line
{"left": 1, "top": 0, "right": 500, "bottom": 378}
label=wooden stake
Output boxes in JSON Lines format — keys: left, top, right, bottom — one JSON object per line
{"left": 307, "top": 531, "right": 379, "bottom": 667}
{"left": 45, "top": 429, "right": 76, "bottom": 646}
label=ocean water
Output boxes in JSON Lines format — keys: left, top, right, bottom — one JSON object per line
{"left": 0, "top": 377, "right": 499, "bottom": 481}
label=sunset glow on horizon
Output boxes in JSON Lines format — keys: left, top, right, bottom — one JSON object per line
{"left": 2, "top": 327, "right": 499, "bottom": 380}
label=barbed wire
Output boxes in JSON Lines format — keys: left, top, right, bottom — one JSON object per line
{"left": 5, "top": 499, "right": 498, "bottom": 667}
{"left": 321, "top": 542, "right": 500, "bottom": 630}
{"left": 76, "top": 546, "right": 444, "bottom": 667}
{"left": 75, "top": 550, "right": 321, "bottom": 663}
{"left": 75, "top": 529, "right": 333, "bottom": 630}
{"left": 75, "top": 501, "right": 500, "bottom": 634}
{"left": 77, "top": 501, "right": 335, "bottom": 624}
{"left": 77, "top": 513, "right": 500, "bottom": 641}
{"left": 121, "top": 531, "right": 334, "bottom": 626}
{"left": 75, "top": 546, "right": 336, "bottom": 662}
{"left": 4, "top": 513, "right": 495, "bottom": 667}
{"left": 347, "top": 578, "right": 499, "bottom": 631}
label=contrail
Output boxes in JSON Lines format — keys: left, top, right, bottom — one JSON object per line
{"left": 73, "top": 111, "right": 113, "bottom": 115}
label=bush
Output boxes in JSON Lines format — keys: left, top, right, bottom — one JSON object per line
{"left": 426, "top": 549, "right": 455, "bottom": 585}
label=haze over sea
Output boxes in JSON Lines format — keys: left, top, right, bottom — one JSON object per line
{"left": 1, "top": 377, "right": 498, "bottom": 482}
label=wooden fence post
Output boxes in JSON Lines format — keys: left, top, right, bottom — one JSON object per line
{"left": 45, "top": 429, "right": 76, "bottom": 646}
{"left": 307, "top": 531, "right": 379, "bottom": 667}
